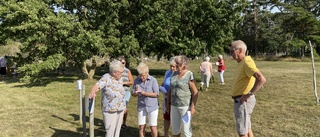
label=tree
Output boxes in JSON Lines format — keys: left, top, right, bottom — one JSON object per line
{"left": 235, "top": 0, "right": 320, "bottom": 57}
{"left": 0, "top": 0, "right": 249, "bottom": 82}
{"left": 0, "top": 0, "right": 140, "bottom": 81}
{"left": 129, "top": 0, "right": 249, "bottom": 59}
{"left": 266, "top": 0, "right": 320, "bottom": 56}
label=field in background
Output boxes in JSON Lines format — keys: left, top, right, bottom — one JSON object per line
{"left": 1, "top": 58, "right": 320, "bottom": 137}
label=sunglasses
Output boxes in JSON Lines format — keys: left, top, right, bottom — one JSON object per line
{"left": 122, "top": 62, "right": 126, "bottom": 64}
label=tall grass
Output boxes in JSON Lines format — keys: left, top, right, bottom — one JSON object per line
{"left": 0, "top": 58, "right": 320, "bottom": 137}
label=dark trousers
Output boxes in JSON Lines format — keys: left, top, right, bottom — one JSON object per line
{"left": 0, "top": 67, "right": 6, "bottom": 75}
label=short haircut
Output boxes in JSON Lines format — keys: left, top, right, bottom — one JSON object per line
{"left": 205, "top": 56, "right": 210, "bottom": 61}
{"left": 175, "top": 55, "right": 189, "bottom": 68}
{"left": 218, "top": 55, "right": 223, "bottom": 59}
{"left": 231, "top": 40, "right": 247, "bottom": 52}
{"left": 136, "top": 62, "right": 149, "bottom": 74}
{"left": 169, "top": 56, "right": 176, "bottom": 65}
{"left": 109, "top": 60, "right": 124, "bottom": 73}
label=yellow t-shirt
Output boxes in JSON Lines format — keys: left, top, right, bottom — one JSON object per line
{"left": 231, "top": 56, "right": 259, "bottom": 96}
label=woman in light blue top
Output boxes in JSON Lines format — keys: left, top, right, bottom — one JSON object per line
{"left": 167, "top": 55, "right": 199, "bottom": 137}
{"left": 159, "top": 56, "right": 176, "bottom": 137}
{"left": 89, "top": 60, "right": 126, "bottom": 137}
{"left": 132, "top": 62, "right": 159, "bottom": 137}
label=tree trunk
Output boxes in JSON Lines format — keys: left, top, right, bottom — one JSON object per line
{"left": 88, "top": 67, "right": 96, "bottom": 80}
{"left": 253, "top": 0, "right": 258, "bottom": 56}
{"left": 81, "top": 62, "right": 89, "bottom": 79}
{"left": 81, "top": 59, "right": 98, "bottom": 80}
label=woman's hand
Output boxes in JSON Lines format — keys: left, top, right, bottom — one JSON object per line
{"left": 89, "top": 84, "right": 99, "bottom": 99}
{"left": 132, "top": 91, "right": 139, "bottom": 97}
{"left": 124, "top": 108, "right": 127, "bottom": 113}
{"left": 190, "top": 106, "right": 196, "bottom": 115}
{"left": 89, "top": 92, "right": 96, "bottom": 99}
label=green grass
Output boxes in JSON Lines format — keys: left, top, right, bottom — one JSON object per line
{"left": 1, "top": 58, "right": 320, "bottom": 137}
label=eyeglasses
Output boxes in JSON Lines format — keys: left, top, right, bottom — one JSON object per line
{"left": 117, "top": 71, "right": 124, "bottom": 74}
{"left": 122, "top": 62, "right": 126, "bottom": 64}
{"left": 139, "top": 73, "right": 148, "bottom": 78}
{"left": 230, "top": 49, "right": 239, "bottom": 53}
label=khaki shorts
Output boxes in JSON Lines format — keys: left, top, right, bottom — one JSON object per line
{"left": 233, "top": 95, "right": 256, "bottom": 135}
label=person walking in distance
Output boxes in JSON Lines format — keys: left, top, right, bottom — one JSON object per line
{"left": 199, "top": 56, "right": 213, "bottom": 91}
{"left": 230, "top": 40, "right": 266, "bottom": 137}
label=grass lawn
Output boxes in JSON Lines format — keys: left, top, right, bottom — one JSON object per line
{"left": 1, "top": 58, "right": 320, "bottom": 137}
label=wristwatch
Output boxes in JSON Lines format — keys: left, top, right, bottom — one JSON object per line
{"left": 248, "top": 92, "right": 253, "bottom": 96}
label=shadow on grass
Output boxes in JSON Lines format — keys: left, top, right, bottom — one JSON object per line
{"left": 51, "top": 113, "right": 162, "bottom": 137}
{"left": 50, "top": 127, "right": 83, "bottom": 137}
{"left": 8, "top": 74, "right": 81, "bottom": 88}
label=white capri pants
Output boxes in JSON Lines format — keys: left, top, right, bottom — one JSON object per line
{"left": 218, "top": 70, "right": 225, "bottom": 83}
{"left": 138, "top": 108, "right": 158, "bottom": 126}
{"left": 171, "top": 105, "right": 192, "bottom": 137}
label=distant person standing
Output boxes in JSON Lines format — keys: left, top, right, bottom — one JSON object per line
{"left": 0, "top": 56, "right": 8, "bottom": 77}
{"left": 216, "top": 55, "right": 226, "bottom": 85}
{"left": 167, "top": 55, "right": 199, "bottom": 137}
{"left": 230, "top": 40, "right": 266, "bottom": 137}
{"left": 132, "top": 62, "right": 159, "bottom": 137}
{"left": 159, "top": 57, "right": 176, "bottom": 137}
{"left": 199, "top": 56, "right": 213, "bottom": 91}
{"left": 118, "top": 56, "right": 134, "bottom": 130}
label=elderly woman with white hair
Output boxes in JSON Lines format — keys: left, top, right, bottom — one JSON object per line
{"left": 89, "top": 60, "right": 126, "bottom": 137}
{"left": 132, "top": 62, "right": 159, "bottom": 137}
{"left": 199, "top": 56, "right": 213, "bottom": 91}
{"left": 216, "top": 55, "right": 226, "bottom": 85}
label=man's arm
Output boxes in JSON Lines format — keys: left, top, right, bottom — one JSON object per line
{"left": 250, "top": 71, "right": 266, "bottom": 94}
{"left": 240, "top": 71, "right": 266, "bottom": 103}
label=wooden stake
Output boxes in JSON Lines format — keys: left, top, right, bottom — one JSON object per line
{"left": 309, "top": 41, "right": 319, "bottom": 105}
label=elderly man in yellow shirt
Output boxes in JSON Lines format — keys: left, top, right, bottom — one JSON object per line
{"left": 230, "top": 40, "right": 266, "bottom": 137}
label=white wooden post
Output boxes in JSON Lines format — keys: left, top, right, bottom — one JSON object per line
{"left": 89, "top": 97, "right": 95, "bottom": 137}
{"left": 309, "top": 41, "right": 319, "bottom": 105}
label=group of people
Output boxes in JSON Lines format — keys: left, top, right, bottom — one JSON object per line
{"left": 199, "top": 55, "right": 226, "bottom": 92}
{"left": 89, "top": 40, "right": 266, "bottom": 137}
